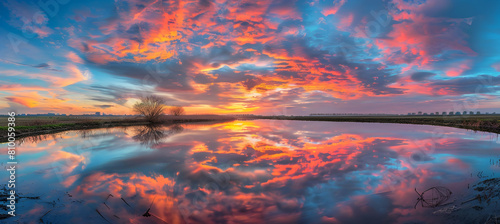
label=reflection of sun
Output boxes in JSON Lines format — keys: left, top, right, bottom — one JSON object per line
{"left": 216, "top": 121, "right": 260, "bottom": 132}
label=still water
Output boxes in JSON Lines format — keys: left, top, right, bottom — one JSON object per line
{"left": 1, "top": 120, "right": 500, "bottom": 223}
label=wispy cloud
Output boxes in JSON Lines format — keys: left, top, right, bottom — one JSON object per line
{"left": 0, "top": 58, "right": 62, "bottom": 71}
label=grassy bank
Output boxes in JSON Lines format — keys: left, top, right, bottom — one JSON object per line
{"left": 256, "top": 115, "right": 500, "bottom": 134}
{"left": 0, "top": 115, "right": 236, "bottom": 142}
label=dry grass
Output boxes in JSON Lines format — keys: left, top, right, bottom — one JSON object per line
{"left": 6, "top": 116, "right": 138, "bottom": 127}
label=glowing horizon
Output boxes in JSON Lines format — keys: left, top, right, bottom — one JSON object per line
{"left": 1, "top": 0, "right": 500, "bottom": 115}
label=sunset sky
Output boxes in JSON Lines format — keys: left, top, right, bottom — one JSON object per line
{"left": 1, "top": 0, "right": 499, "bottom": 115}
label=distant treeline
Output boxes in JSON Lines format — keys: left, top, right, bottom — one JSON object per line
{"left": 310, "top": 113, "right": 398, "bottom": 116}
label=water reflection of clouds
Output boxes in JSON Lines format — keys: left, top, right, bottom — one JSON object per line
{"left": 1, "top": 121, "right": 499, "bottom": 223}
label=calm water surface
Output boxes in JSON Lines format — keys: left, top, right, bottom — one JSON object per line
{"left": 1, "top": 120, "right": 500, "bottom": 223}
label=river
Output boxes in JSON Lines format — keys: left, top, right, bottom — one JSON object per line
{"left": 1, "top": 120, "right": 499, "bottom": 223}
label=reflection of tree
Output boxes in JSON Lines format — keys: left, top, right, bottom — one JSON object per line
{"left": 77, "top": 129, "right": 96, "bottom": 139}
{"left": 77, "top": 127, "right": 124, "bottom": 139}
{"left": 17, "top": 133, "right": 61, "bottom": 145}
{"left": 132, "top": 125, "right": 184, "bottom": 145}
{"left": 168, "top": 125, "right": 184, "bottom": 135}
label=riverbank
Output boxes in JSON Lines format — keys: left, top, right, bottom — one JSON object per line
{"left": 0, "top": 115, "right": 236, "bottom": 142}
{"left": 2, "top": 114, "right": 499, "bottom": 142}
{"left": 256, "top": 115, "right": 500, "bottom": 134}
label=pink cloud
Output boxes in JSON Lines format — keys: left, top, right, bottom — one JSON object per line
{"left": 321, "top": 0, "right": 346, "bottom": 16}
{"left": 337, "top": 13, "right": 354, "bottom": 31}
{"left": 492, "top": 62, "right": 500, "bottom": 72}
{"left": 445, "top": 60, "right": 472, "bottom": 77}
{"left": 373, "top": 1, "right": 476, "bottom": 71}
{"left": 67, "top": 51, "right": 84, "bottom": 64}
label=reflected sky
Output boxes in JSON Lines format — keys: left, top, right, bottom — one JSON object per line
{"left": 1, "top": 121, "right": 500, "bottom": 223}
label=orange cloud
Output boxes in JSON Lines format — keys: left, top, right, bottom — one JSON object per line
{"left": 6, "top": 94, "right": 40, "bottom": 107}
{"left": 6, "top": 91, "right": 68, "bottom": 108}
{"left": 0, "top": 84, "right": 52, "bottom": 92}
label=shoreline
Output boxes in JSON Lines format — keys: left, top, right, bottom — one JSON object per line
{"left": 1, "top": 115, "right": 499, "bottom": 142}
{"left": 255, "top": 115, "right": 500, "bottom": 134}
{"left": 0, "top": 115, "right": 236, "bottom": 143}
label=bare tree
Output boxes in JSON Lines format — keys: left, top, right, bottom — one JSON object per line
{"left": 169, "top": 106, "right": 185, "bottom": 116}
{"left": 133, "top": 95, "right": 166, "bottom": 122}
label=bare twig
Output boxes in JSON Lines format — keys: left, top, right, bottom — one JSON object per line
{"left": 96, "top": 209, "right": 111, "bottom": 224}
{"left": 121, "top": 197, "right": 132, "bottom": 208}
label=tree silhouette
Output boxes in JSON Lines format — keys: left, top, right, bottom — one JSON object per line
{"left": 133, "top": 95, "right": 166, "bottom": 122}
{"left": 169, "top": 106, "right": 185, "bottom": 116}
